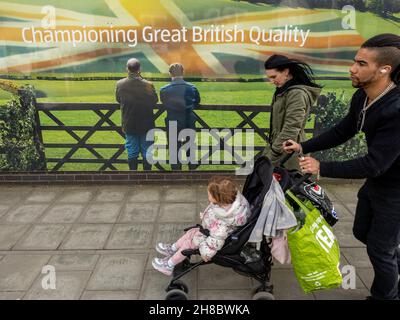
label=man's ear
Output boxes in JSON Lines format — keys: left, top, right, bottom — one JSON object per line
{"left": 380, "top": 65, "right": 392, "bottom": 75}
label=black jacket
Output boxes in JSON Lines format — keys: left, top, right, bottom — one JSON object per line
{"left": 116, "top": 76, "right": 158, "bottom": 135}
{"left": 302, "top": 86, "right": 400, "bottom": 188}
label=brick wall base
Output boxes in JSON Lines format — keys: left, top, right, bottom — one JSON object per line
{"left": 0, "top": 171, "right": 362, "bottom": 186}
{"left": 0, "top": 171, "right": 247, "bottom": 185}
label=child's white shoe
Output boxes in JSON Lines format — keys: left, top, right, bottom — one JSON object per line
{"left": 152, "top": 257, "right": 173, "bottom": 276}
{"left": 156, "top": 243, "right": 177, "bottom": 257}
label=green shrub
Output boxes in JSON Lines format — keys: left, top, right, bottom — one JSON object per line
{"left": 313, "top": 91, "right": 367, "bottom": 162}
{"left": 0, "top": 85, "right": 46, "bottom": 171}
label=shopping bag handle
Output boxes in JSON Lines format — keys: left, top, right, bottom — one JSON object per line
{"left": 286, "top": 190, "right": 311, "bottom": 213}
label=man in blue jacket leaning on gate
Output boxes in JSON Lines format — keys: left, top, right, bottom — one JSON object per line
{"left": 160, "top": 63, "right": 200, "bottom": 170}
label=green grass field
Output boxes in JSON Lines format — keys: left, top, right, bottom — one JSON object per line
{"left": 1, "top": 78, "right": 356, "bottom": 171}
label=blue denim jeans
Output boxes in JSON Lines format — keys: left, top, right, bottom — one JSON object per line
{"left": 125, "top": 134, "right": 152, "bottom": 160}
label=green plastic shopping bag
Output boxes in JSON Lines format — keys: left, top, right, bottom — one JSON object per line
{"left": 286, "top": 190, "right": 342, "bottom": 294}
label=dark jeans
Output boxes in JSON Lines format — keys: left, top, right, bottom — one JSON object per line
{"left": 353, "top": 181, "right": 400, "bottom": 300}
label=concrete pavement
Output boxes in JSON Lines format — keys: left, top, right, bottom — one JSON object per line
{"left": 0, "top": 182, "right": 373, "bottom": 300}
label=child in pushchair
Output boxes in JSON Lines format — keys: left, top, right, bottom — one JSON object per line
{"left": 156, "top": 155, "right": 338, "bottom": 300}
{"left": 152, "top": 176, "right": 251, "bottom": 275}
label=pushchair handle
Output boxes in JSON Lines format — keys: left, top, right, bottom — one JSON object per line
{"left": 278, "top": 152, "right": 294, "bottom": 167}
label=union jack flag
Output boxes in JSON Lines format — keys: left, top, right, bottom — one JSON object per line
{"left": 0, "top": 0, "right": 366, "bottom": 75}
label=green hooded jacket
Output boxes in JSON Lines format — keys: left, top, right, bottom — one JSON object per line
{"left": 264, "top": 84, "right": 322, "bottom": 170}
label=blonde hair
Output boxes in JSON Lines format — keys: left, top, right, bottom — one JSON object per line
{"left": 207, "top": 176, "right": 239, "bottom": 205}
{"left": 169, "top": 63, "right": 184, "bottom": 77}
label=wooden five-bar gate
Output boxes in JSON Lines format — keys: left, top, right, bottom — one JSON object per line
{"left": 35, "top": 103, "right": 318, "bottom": 171}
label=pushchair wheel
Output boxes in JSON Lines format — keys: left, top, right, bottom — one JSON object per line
{"left": 252, "top": 291, "right": 275, "bottom": 300}
{"left": 168, "top": 280, "right": 189, "bottom": 294}
{"left": 165, "top": 289, "right": 188, "bottom": 300}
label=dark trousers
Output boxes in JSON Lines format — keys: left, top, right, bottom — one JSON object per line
{"left": 353, "top": 181, "right": 400, "bottom": 300}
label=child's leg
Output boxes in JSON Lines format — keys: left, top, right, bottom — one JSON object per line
{"left": 174, "top": 228, "right": 200, "bottom": 249}
{"left": 169, "top": 228, "right": 201, "bottom": 266}
{"left": 168, "top": 228, "right": 199, "bottom": 266}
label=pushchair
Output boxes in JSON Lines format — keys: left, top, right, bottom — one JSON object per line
{"left": 164, "top": 154, "right": 338, "bottom": 300}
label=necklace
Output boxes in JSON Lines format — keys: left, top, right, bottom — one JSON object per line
{"left": 357, "top": 81, "right": 396, "bottom": 132}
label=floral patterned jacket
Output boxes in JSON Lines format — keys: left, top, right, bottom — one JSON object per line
{"left": 193, "top": 192, "right": 250, "bottom": 259}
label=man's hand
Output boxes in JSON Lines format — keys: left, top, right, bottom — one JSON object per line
{"left": 283, "top": 139, "right": 301, "bottom": 154}
{"left": 299, "top": 156, "right": 320, "bottom": 175}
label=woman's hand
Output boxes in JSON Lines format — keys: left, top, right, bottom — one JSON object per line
{"left": 299, "top": 156, "right": 320, "bottom": 175}
{"left": 283, "top": 139, "right": 301, "bottom": 154}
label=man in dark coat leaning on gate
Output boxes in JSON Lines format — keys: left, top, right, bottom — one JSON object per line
{"left": 116, "top": 58, "right": 158, "bottom": 170}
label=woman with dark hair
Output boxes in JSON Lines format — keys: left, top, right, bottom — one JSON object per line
{"left": 263, "top": 54, "right": 322, "bottom": 170}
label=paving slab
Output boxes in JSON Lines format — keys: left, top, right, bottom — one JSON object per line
{"left": 154, "top": 223, "right": 194, "bottom": 246}
{"left": 86, "top": 254, "right": 146, "bottom": 291}
{"left": 159, "top": 203, "right": 197, "bottom": 222}
{"left": 94, "top": 188, "right": 128, "bottom": 202}
{"left": 198, "top": 264, "right": 252, "bottom": 290}
{"left": 13, "top": 224, "right": 71, "bottom": 250}
{"left": 80, "top": 203, "right": 122, "bottom": 223}
{"left": 313, "top": 288, "right": 369, "bottom": 300}
{"left": 23, "top": 271, "right": 91, "bottom": 300}
{"left": 105, "top": 224, "right": 154, "bottom": 249}
{"left": 270, "top": 269, "right": 315, "bottom": 300}
{"left": 127, "top": 188, "right": 163, "bottom": 202}
{"left": 119, "top": 203, "right": 160, "bottom": 223}
{"left": 0, "top": 225, "right": 30, "bottom": 250}
{"left": 140, "top": 270, "right": 196, "bottom": 300}
{"left": 341, "top": 247, "right": 372, "bottom": 268}
{"left": 25, "top": 189, "right": 61, "bottom": 203}
{"left": 196, "top": 185, "right": 210, "bottom": 203}
{"left": 333, "top": 221, "right": 365, "bottom": 248}
{"left": 0, "top": 205, "right": 10, "bottom": 220}
{"left": 321, "top": 186, "right": 340, "bottom": 202}
{"left": 57, "top": 190, "right": 95, "bottom": 203}
{"left": 0, "top": 255, "right": 50, "bottom": 291}
{"left": 356, "top": 268, "right": 374, "bottom": 290}
{"left": 332, "top": 202, "right": 355, "bottom": 222}
{"left": 40, "top": 204, "right": 85, "bottom": 224}
{"left": 327, "top": 184, "right": 362, "bottom": 205}
{"left": 344, "top": 203, "right": 357, "bottom": 215}
{"left": 81, "top": 290, "right": 139, "bottom": 300}
{"left": 0, "top": 182, "right": 370, "bottom": 300}
{"left": 164, "top": 186, "right": 197, "bottom": 202}
{"left": 3, "top": 204, "right": 49, "bottom": 223}
{"left": 0, "top": 292, "right": 25, "bottom": 300}
{"left": 0, "top": 190, "right": 30, "bottom": 205}
{"left": 197, "top": 290, "right": 253, "bottom": 300}
{"left": 60, "top": 224, "right": 113, "bottom": 250}
{"left": 48, "top": 254, "right": 100, "bottom": 271}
